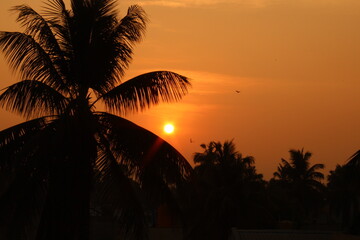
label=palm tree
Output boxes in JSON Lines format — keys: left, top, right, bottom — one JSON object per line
{"left": 273, "top": 149, "right": 324, "bottom": 191}
{"left": 0, "top": 0, "right": 192, "bottom": 239}
{"left": 187, "top": 140, "right": 268, "bottom": 240}
{"left": 271, "top": 149, "right": 325, "bottom": 226}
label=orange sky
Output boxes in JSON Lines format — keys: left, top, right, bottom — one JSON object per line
{"left": 1, "top": 0, "right": 360, "bottom": 179}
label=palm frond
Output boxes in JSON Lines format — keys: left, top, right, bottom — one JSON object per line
{"left": 96, "top": 112, "right": 192, "bottom": 185}
{"left": 0, "top": 117, "right": 49, "bottom": 154}
{"left": 347, "top": 150, "right": 360, "bottom": 167}
{"left": 280, "top": 158, "right": 292, "bottom": 169}
{"left": 274, "top": 165, "right": 285, "bottom": 179}
{"left": 42, "top": 0, "right": 67, "bottom": 21}
{"left": 117, "top": 5, "right": 147, "bottom": 42}
{"left": 0, "top": 80, "right": 68, "bottom": 119}
{"left": 95, "top": 4, "right": 148, "bottom": 88}
{"left": 273, "top": 159, "right": 292, "bottom": 181}
{"left": 95, "top": 137, "right": 148, "bottom": 240}
{"left": 0, "top": 31, "right": 67, "bottom": 92}
{"left": 0, "top": 117, "right": 48, "bottom": 146}
{"left": 12, "top": 4, "right": 71, "bottom": 93}
{"left": 42, "top": 0, "right": 73, "bottom": 61}
{"left": 100, "top": 71, "right": 190, "bottom": 115}
{"left": 12, "top": 5, "right": 64, "bottom": 57}
{"left": 221, "top": 140, "right": 237, "bottom": 160}
{"left": 193, "top": 152, "right": 207, "bottom": 165}
{"left": 303, "top": 151, "right": 312, "bottom": 161}
{"left": 0, "top": 118, "right": 53, "bottom": 175}
{"left": 93, "top": 0, "right": 119, "bottom": 17}
{"left": 307, "top": 163, "right": 325, "bottom": 173}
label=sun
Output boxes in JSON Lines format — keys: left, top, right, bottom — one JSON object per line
{"left": 163, "top": 123, "right": 175, "bottom": 134}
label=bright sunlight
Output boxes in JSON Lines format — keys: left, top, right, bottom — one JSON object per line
{"left": 164, "top": 123, "right": 175, "bottom": 134}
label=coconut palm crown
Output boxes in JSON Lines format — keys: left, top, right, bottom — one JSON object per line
{"left": 0, "top": 0, "right": 192, "bottom": 239}
{"left": 273, "top": 149, "right": 324, "bottom": 190}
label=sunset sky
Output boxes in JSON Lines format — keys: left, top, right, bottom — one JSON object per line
{"left": 1, "top": 0, "right": 360, "bottom": 179}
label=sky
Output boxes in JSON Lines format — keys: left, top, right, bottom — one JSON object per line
{"left": 1, "top": 0, "right": 360, "bottom": 179}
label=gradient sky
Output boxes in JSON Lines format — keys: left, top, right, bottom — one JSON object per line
{"left": 1, "top": 0, "right": 360, "bottom": 179}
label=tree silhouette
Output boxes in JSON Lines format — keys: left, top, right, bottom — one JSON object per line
{"left": 0, "top": 0, "right": 192, "bottom": 239}
{"left": 186, "top": 140, "right": 268, "bottom": 240}
{"left": 274, "top": 149, "right": 324, "bottom": 188}
{"left": 270, "top": 149, "right": 325, "bottom": 227}
{"left": 327, "top": 150, "right": 360, "bottom": 234}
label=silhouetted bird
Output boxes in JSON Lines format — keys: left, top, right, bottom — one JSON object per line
{"left": 235, "top": 90, "right": 240, "bottom": 93}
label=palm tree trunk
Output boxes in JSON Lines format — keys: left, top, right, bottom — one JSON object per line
{"left": 72, "top": 115, "right": 96, "bottom": 240}
{"left": 36, "top": 113, "right": 96, "bottom": 240}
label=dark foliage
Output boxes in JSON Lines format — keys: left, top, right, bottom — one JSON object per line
{"left": 327, "top": 150, "right": 360, "bottom": 234}
{"left": 0, "top": 1, "right": 192, "bottom": 239}
{"left": 184, "top": 140, "right": 271, "bottom": 240}
{"left": 269, "top": 149, "right": 325, "bottom": 227}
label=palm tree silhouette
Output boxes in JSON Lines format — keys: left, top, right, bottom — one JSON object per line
{"left": 0, "top": 0, "right": 191, "bottom": 239}
{"left": 271, "top": 149, "right": 325, "bottom": 226}
{"left": 273, "top": 149, "right": 324, "bottom": 190}
{"left": 187, "top": 140, "right": 267, "bottom": 240}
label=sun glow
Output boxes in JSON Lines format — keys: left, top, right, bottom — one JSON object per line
{"left": 163, "top": 123, "right": 175, "bottom": 134}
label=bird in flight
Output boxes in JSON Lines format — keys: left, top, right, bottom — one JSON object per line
{"left": 235, "top": 90, "right": 240, "bottom": 93}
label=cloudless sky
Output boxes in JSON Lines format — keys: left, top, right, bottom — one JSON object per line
{"left": 1, "top": 0, "right": 360, "bottom": 179}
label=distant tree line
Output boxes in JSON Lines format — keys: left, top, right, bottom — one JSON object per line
{"left": 180, "top": 140, "right": 360, "bottom": 240}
